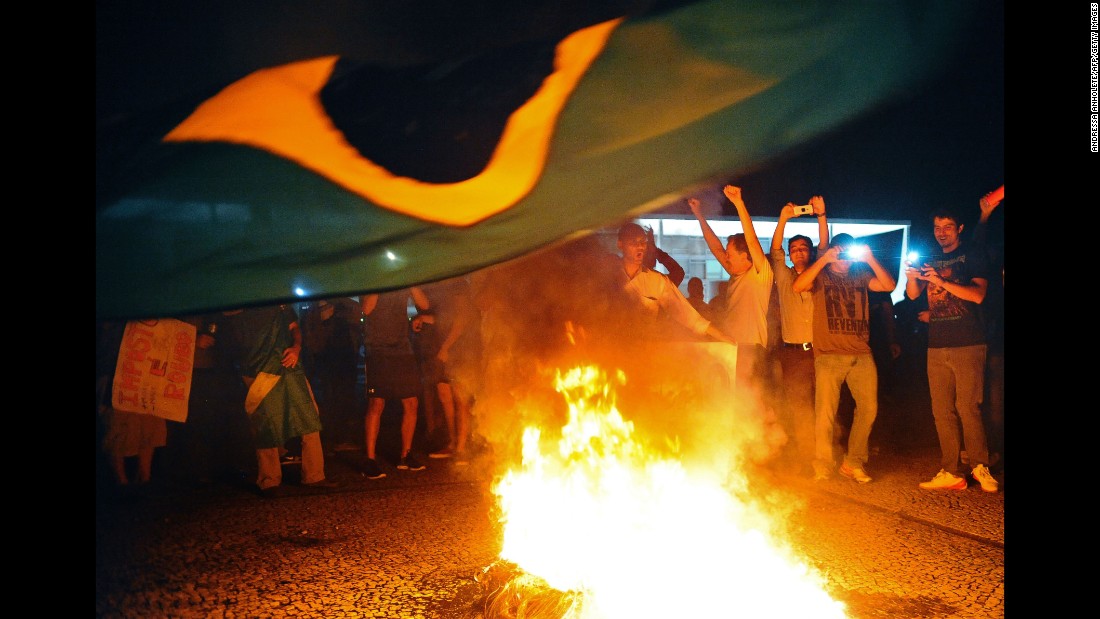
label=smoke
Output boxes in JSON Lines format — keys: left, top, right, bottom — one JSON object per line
{"left": 444, "top": 233, "right": 820, "bottom": 617}
{"left": 451, "top": 232, "right": 790, "bottom": 484}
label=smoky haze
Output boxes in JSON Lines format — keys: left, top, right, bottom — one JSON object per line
{"left": 445, "top": 227, "right": 789, "bottom": 484}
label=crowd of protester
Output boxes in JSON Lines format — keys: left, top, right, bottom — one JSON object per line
{"left": 96, "top": 185, "right": 1003, "bottom": 497}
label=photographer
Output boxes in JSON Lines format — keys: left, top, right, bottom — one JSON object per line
{"left": 906, "top": 200, "right": 998, "bottom": 494}
{"left": 792, "top": 233, "right": 896, "bottom": 483}
{"left": 768, "top": 196, "right": 830, "bottom": 477}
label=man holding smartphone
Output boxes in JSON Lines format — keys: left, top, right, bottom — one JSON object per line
{"left": 793, "top": 232, "right": 897, "bottom": 483}
{"left": 907, "top": 206, "right": 997, "bottom": 493}
{"left": 769, "top": 196, "right": 830, "bottom": 477}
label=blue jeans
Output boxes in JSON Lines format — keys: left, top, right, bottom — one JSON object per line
{"left": 813, "top": 353, "right": 878, "bottom": 471}
{"left": 927, "top": 344, "right": 988, "bottom": 474}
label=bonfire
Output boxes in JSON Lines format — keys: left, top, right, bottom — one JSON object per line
{"left": 479, "top": 365, "right": 847, "bottom": 619}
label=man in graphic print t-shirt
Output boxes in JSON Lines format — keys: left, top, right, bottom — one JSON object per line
{"left": 907, "top": 204, "right": 997, "bottom": 494}
{"left": 793, "top": 232, "right": 897, "bottom": 484}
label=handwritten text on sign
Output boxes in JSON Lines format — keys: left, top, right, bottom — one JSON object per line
{"left": 111, "top": 319, "right": 196, "bottom": 422}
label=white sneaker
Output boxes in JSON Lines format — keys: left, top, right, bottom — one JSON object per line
{"left": 919, "top": 469, "right": 966, "bottom": 490}
{"left": 839, "top": 463, "right": 872, "bottom": 483}
{"left": 971, "top": 464, "right": 999, "bottom": 493}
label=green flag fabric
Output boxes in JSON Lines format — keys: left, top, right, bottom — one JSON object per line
{"left": 97, "top": 0, "right": 975, "bottom": 319}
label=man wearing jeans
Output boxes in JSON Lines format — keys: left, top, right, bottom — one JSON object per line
{"left": 793, "top": 232, "right": 897, "bottom": 483}
{"left": 907, "top": 205, "right": 998, "bottom": 493}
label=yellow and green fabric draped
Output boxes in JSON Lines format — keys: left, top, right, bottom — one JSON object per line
{"left": 96, "top": 0, "right": 975, "bottom": 320}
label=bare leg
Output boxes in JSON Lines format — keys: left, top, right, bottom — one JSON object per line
{"left": 399, "top": 397, "right": 418, "bottom": 457}
{"left": 422, "top": 379, "right": 439, "bottom": 436}
{"left": 111, "top": 455, "right": 130, "bottom": 486}
{"left": 435, "top": 382, "right": 457, "bottom": 449}
{"left": 136, "top": 446, "right": 156, "bottom": 484}
{"left": 452, "top": 382, "right": 472, "bottom": 453}
{"left": 365, "top": 398, "right": 385, "bottom": 460}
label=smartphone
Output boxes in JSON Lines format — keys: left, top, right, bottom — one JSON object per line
{"left": 840, "top": 245, "right": 867, "bottom": 261}
{"left": 792, "top": 204, "right": 814, "bottom": 216}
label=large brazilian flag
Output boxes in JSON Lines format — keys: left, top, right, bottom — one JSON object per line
{"left": 97, "top": 0, "right": 977, "bottom": 320}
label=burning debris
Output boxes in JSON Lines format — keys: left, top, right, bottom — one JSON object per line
{"left": 477, "top": 560, "right": 585, "bottom": 619}
{"left": 478, "top": 365, "right": 847, "bottom": 619}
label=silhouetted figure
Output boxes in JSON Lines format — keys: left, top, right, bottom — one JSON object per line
{"left": 301, "top": 297, "right": 363, "bottom": 452}
{"left": 417, "top": 276, "right": 483, "bottom": 465}
{"left": 361, "top": 288, "right": 431, "bottom": 477}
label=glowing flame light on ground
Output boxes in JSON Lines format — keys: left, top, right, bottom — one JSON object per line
{"left": 491, "top": 365, "right": 848, "bottom": 619}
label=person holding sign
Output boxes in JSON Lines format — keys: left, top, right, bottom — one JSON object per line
{"left": 97, "top": 319, "right": 182, "bottom": 493}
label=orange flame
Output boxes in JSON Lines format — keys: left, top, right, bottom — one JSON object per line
{"left": 491, "top": 365, "right": 847, "bottom": 619}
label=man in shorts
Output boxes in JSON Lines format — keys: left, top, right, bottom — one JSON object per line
{"left": 361, "top": 287, "right": 431, "bottom": 478}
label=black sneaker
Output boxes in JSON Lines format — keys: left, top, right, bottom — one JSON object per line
{"left": 398, "top": 454, "right": 426, "bottom": 471}
{"left": 302, "top": 477, "right": 343, "bottom": 490}
{"left": 362, "top": 458, "right": 387, "bottom": 480}
{"left": 258, "top": 485, "right": 287, "bottom": 499}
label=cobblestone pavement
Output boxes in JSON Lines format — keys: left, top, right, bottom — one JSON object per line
{"left": 96, "top": 446, "right": 1003, "bottom": 619}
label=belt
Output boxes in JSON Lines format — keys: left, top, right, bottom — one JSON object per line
{"left": 783, "top": 342, "right": 813, "bottom": 351}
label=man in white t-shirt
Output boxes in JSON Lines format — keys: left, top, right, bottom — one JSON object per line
{"left": 688, "top": 185, "right": 774, "bottom": 388}
{"left": 615, "top": 222, "right": 734, "bottom": 345}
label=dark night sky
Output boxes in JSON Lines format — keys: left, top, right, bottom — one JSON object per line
{"left": 726, "top": 1, "right": 1004, "bottom": 251}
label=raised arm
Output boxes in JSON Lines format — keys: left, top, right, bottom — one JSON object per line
{"left": 812, "top": 195, "right": 829, "bottom": 252}
{"left": 978, "top": 187, "right": 1002, "bottom": 224}
{"left": 974, "top": 186, "right": 1002, "bottom": 248}
{"left": 645, "top": 226, "right": 686, "bottom": 286}
{"left": 655, "top": 248, "right": 686, "bottom": 287}
{"left": 792, "top": 246, "right": 837, "bottom": 292}
{"left": 770, "top": 203, "right": 795, "bottom": 254}
{"left": 862, "top": 250, "right": 898, "bottom": 293}
{"left": 688, "top": 197, "right": 735, "bottom": 275}
{"left": 771, "top": 195, "right": 829, "bottom": 256}
{"left": 724, "top": 185, "right": 767, "bottom": 273}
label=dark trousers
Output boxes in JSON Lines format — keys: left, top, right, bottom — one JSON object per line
{"left": 776, "top": 345, "right": 816, "bottom": 466}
